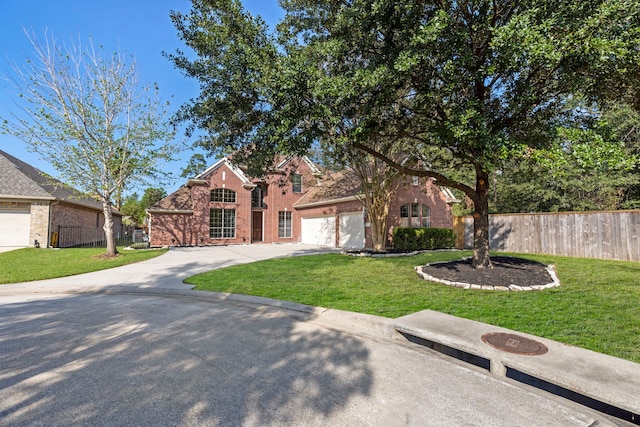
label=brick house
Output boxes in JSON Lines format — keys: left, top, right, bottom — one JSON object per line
{"left": 147, "top": 156, "right": 457, "bottom": 249}
{"left": 0, "top": 149, "right": 123, "bottom": 248}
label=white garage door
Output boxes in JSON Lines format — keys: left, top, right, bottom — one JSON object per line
{"left": 339, "top": 211, "right": 365, "bottom": 249}
{"left": 301, "top": 216, "right": 336, "bottom": 246}
{"left": 0, "top": 207, "right": 31, "bottom": 246}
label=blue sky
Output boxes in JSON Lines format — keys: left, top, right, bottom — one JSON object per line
{"left": 0, "top": 0, "right": 284, "bottom": 194}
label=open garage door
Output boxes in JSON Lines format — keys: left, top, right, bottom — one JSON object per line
{"left": 301, "top": 216, "right": 336, "bottom": 246}
{"left": 0, "top": 206, "right": 31, "bottom": 246}
{"left": 339, "top": 211, "right": 365, "bottom": 249}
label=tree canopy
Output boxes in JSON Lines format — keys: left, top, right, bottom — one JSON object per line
{"left": 121, "top": 187, "right": 168, "bottom": 225}
{"left": 168, "top": 0, "right": 640, "bottom": 267}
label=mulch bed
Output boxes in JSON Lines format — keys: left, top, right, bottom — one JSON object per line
{"left": 419, "top": 256, "right": 555, "bottom": 288}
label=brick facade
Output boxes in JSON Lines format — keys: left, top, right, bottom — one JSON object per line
{"left": 296, "top": 177, "right": 454, "bottom": 248}
{"left": 149, "top": 157, "right": 455, "bottom": 249}
{"left": 149, "top": 158, "right": 319, "bottom": 246}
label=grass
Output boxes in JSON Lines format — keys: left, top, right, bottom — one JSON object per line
{"left": 0, "top": 247, "right": 167, "bottom": 284}
{"left": 185, "top": 251, "right": 640, "bottom": 363}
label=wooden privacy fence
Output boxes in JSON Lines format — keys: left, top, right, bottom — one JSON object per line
{"left": 453, "top": 210, "right": 640, "bottom": 262}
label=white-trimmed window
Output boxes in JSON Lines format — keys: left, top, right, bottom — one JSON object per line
{"left": 251, "top": 185, "right": 265, "bottom": 208}
{"left": 211, "top": 188, "right": 236, "bottom": 203}
{"left": 292, "top": 174, "right": 303, "bottom": 193}
{"left": 210, "top": 208, "right": 236, "bottom": 238}
{"left": 279, "top": 211, "right": 292, "bottom": 238}
{"left": 400, "top": 203, "right": 430, "bottom": 228}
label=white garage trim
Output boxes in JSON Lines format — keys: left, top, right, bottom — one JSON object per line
{"left": 339, "top": 211, "right": 365, "bottom": 249}
{"left": 0, "top": 206, "right": 31, "bottom": 247}
{"left": 301, "top": 216, "right": 336, "bottom": 246}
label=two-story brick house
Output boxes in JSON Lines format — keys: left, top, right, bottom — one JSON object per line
{"left": 147, "top": 156, "right": 457, "bottom": 249}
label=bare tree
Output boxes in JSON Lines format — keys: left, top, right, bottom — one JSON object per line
{"left": 2, "top": 30, "right": 176, "bottom": 256}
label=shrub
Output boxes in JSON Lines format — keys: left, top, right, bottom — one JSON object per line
{"left": 392, "top": 227, "right": 455, "bottom": 251}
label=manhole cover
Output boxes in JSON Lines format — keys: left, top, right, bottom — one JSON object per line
{"left": 481, "top": 332, "right": 548, "bottom": 356}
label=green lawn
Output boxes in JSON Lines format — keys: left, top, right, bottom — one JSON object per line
{"left": 186, "top": 251, "right": 640, "bottom": 363}
{"left": 0, "top": 247, "right": 167, "bottom": 284}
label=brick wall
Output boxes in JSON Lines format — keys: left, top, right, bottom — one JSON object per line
{"left": 149, "top": 212, "right": 196, "bottom": 246}
{"left": 51, "top": 201, "right": 123, "bottom": 247}
{"left": 260, "top": 159, "right": 319, "bottom": 243}
{"left": 389, "top": 177, "right": 454, "bottom": 227}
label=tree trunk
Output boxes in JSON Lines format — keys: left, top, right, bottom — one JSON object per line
{"left": 472, "top": 171, "right": 492, "bottom": 268}
{"left": 102, "top": 200, "right": 119, "bottom": 257}
{"left": 370, "top": 217, "right": 386, "bottom": 252}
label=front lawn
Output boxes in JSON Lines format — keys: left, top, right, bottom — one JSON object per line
{"left": 185, "top": 251, "right": 640, "bottom": 363}
{"left": 0, "top": 247, "right": 167, "bottom": 284}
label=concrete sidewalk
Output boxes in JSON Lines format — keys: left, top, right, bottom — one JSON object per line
{"left": 2, "top": 244, "right": 638, "bottom": 426}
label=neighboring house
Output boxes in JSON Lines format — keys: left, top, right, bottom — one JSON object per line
{"left": 0, "top": 150, "right": 123, "bottom": 248}
{"left": 147, "top": 155, "right": 457, "bottom": 249}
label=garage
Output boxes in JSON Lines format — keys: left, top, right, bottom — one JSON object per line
{"left": 0, "top": 205, "right": 31, "bottom": 247}
{"left": 301, "top": 216, "right": 336, "bottom": 246}
{"left": 339, "top": 211, "right": 365, "bottom": 249}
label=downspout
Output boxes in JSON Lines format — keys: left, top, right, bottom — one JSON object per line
{"left": 47, "top": 200, "right": 59, "bottom": 248}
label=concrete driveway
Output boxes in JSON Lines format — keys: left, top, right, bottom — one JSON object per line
{"left": 0, "top": 244, "right": 620, "bottom": 426}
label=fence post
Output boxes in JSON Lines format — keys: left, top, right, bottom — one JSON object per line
{"left": 453, "top": 216, "right": 465, "bottom": 249}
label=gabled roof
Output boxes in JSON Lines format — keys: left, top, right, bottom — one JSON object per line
{"left": 194, "top": 157, "right": 253, "bottom": 186}
{"left": 277, "top": 156, "right": 322, "bottom": 176}
{"left": 439, "top": 187, "right": 461, "bottom": 204}
{"left": 0, "top": 149, "right": 115, "bottom": 213}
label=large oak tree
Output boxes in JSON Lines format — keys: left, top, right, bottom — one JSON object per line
{"left": 169, "top": 0, "right": 639, "bottom": 267}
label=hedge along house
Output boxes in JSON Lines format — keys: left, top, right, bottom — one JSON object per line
{"left": 0, "top": 149, "right": 124, "bottom": 248}
{"left": 147, "top": 155, "right": 458, "bottom": 249}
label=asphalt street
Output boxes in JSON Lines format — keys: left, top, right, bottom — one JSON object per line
{"left": 0, "top": 244, "right": 621, "bottom": 426}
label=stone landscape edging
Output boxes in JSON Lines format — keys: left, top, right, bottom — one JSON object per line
{"left": 414, "top": 257, "right": 561, "bottom": 291}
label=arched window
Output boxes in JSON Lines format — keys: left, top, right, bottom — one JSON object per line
{"left": 210, "top": 188, "right": 236, "bottom": 203}
{"left": 400, "top": 203, "right": 430, "bottom": 228}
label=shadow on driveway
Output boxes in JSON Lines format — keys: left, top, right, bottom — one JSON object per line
{"left": 0, "top": 292, "right": 372, "bottom": 425}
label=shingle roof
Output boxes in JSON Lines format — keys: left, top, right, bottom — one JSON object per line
{"left": 0, "top": 149, "right": 113, "bottom": 212}
{"left": 148, "top": 186, "right": 193, "bottom": 212}
{"left": 0, "top": 150, "right": 53, "bottom": 199}
{"left": 294, "top": 169, "right": 363, "bottom": 207}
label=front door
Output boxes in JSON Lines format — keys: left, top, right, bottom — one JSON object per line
{"left": 252, "top": 211, "right": 263, "bottom": 242}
